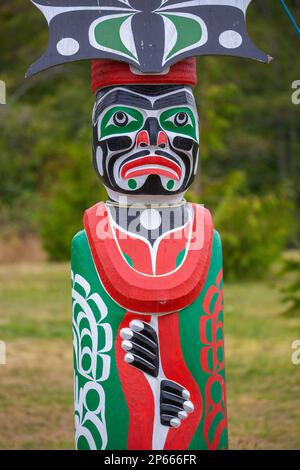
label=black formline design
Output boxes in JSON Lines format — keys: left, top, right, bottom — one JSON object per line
{"left": 120, "top": 320, "right": 194, "bottom": 428}
{"left": 27, "top": 0, "right": 271, "bottom": 77}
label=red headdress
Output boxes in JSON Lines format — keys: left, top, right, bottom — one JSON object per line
{"left": 91, "top": 58, "right": 197, "bottom": 94}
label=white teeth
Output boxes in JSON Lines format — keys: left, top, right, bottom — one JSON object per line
{"left": 122, "top": 340, "right": 133, "bottom": 351}
{"left": 120, "top": 328, "right": 133, "bottom": 340}
{"left": 124, "top": 353, "right": 134, "bottom": 364}
{"left": 170, "top": 418, "right": 181, "bottom": 428}
{"left": 130, "top": 320, "right": 144, "bottom": 332}
{"left": 182, "top": 389, "right": 190, "bottom": 400}
{"left": 183, "top": 401, "right": 194, "bottom": 413}
{"left": 178, "top": 411, "right": 188, "bottom": 420}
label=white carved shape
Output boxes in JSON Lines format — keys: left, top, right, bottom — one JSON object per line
{"left": 72, "top": 272, "right": 113, "bottom": 450}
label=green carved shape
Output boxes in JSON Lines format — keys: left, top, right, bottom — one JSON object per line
{"left": 161, "top": 13, "right": 204, "bottom": 61}
{"left": 93, "top": 14, "right": 137, "bottom": 61}
{"left": 159, "top": 107, "right": 198, "bottom": 141}
{"left": 99, "top": 106, "right": 144, "bottom": 140}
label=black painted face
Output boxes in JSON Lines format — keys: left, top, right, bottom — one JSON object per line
{"left": 92, "top": 85, "right": 199, "bottom": 197}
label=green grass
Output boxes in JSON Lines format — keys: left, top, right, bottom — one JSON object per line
{"left": 0, "top": 263, "right": 299, "bottom": 449}
{"left": 225, "top": 281, "right": 300, "bottom": 449}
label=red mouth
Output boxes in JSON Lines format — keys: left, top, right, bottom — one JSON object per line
{"left": 120, "top": 156, "right": 182, "bottom": 181}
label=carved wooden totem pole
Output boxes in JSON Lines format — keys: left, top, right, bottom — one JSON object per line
{"left": 28, "top": 0, "right": 270, "bottom": 451}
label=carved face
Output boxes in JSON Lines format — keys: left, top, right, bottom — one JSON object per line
{"left": 93, "top": 85, "right": 199, "bottom": 197}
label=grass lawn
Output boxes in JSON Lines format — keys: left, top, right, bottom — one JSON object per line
{"left": 0, "top": 263, "right": 299, "bottom": 450}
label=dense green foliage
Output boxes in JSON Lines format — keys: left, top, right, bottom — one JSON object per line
{"left": 0, "top": 0, "right": 299, "bottom": 279}
{"left": 208, "top": 172, "right": 293, "bottom": 279}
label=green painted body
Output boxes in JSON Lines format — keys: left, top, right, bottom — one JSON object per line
{"left": 71, "top": 228, "right": 228, "bottom": 450}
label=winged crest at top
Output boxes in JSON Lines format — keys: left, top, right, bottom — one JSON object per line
{"left": 27, "top": 0, "right": 271, "bottom": 77}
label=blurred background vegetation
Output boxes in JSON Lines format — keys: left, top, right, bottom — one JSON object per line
{"left": 0, "top": 0, "right": 300, "bottom": 450}
{"left": 0, "top": 0, "right": 299, "bottom": 282}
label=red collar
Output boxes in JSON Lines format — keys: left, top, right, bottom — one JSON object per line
{"left": 84, "top": 202, "right": 213, "bottom": 314}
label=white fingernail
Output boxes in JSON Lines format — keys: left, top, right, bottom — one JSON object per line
{"left": 120, "top": 328, "right": 133, "bottom": 340}
{"left": 170, "top": 418, "right": 181, "bottom": 428}
{"left": 182, "top": 389, "right": 190, "bottom": 400}
{"left": 124, "top": 353, "right": 134, "bottom": 364}
{"left": 178, "top": 411, "right": 188, "bottom": 420}
{"left": 130, "top": 320, "right": 144, "bottom": 332}
{"left": 122, "top": 340, "right": 133, "bottom": 351}
{"left": 183, "top": 401, "right": 194, "bottom": 413}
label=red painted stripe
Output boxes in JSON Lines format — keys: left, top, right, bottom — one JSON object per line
{"left": 158, "top": 313, "right": 202, "bottom": 450}
{"left": 115, "top": 229, "right": 153, "bottom": 275}
{"left": 203, "top": 376, "right": 227, "bottom": 450}
{"left": 156, "top": 225, "right": 189, "bottom": 275}
{"left": 120, "top": 156, "right": 182, "bottom": 180}
{"left": 115, "top": 312, "right": 154, "bottom": 450}
{"left": 124, "top": 166, "right": 180, "bottom": 181}
{"left": 201, "top": 269, "right": 228, "bottom": 449}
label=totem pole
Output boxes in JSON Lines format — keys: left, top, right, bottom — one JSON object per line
{"left": 27, "top": 0, "right": 270, "bottom": 451}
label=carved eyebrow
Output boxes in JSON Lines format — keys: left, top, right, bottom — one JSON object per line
{"left": 94, "top": 87, "right": 195, "bottom": 122}
{"left": 95, "top": 89, "right": 153, "bottom": 118}
{"left": 153, "top": 92, "right": 195, "bottom": 109}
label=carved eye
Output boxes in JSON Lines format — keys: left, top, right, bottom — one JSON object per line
{"left": 174, "top": 112, "right": 189, "bottom": 127}
{"left": 113, "top": 111, "right": 129, "bottom": 126}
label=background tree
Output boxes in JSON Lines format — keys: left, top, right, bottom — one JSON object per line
{"left": 0, "top": 0, "right": 299, "bottom": 279}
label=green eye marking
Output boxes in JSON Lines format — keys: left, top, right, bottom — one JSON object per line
{"left": 159, "top": 107, "right": 198, "bottom": 141}
{"left": 99, "top": 106, "right": 144, "bottom": 139}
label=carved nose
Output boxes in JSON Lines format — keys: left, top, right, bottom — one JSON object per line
{"left": 157, "top": 131, "right": 168, "bottom": 149}
{"left": 136, "top": 130, "right": 150, "bottom": 148}
{"left": 136, "top": 129, "right": 168, "bottom": 148}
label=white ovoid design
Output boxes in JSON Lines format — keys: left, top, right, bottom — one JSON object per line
{"left": 219, "top": 30, "right": 243, "bottom": 49}
{"left": 96, "top": 146, "right": 104, "bottom": 176}
{"left": 72, "top": 272, "right": 113, "bottom": 450}
{"left": 140, "top": 209, "right": 162, "bottom": 231}
{"left": 56, "top": 37, "right": 80, "bottom": 56}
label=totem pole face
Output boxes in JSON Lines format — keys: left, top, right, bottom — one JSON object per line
{"left": 92, "top": 85, "right": 199, "bottom": 197}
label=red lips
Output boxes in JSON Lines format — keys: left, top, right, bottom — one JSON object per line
{"left": 120, "top": 156, "right": 182, "bottom": 181}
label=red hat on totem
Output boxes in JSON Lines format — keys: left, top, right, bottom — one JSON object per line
{"left": 91, "top": 58, "right": 198, "bottom": 94}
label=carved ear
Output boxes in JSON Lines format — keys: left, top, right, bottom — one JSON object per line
{"left": 26, "top": 0, "right": 272, "bottom": 78}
